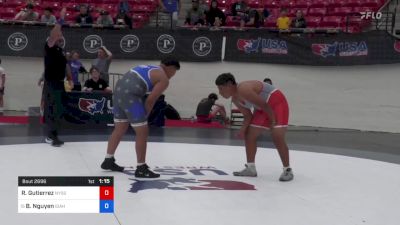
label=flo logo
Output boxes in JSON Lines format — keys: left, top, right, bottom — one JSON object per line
{"left": 83, "top": 35, "right": 103, "bottom": 53}
{"left": 312, "top": 41, "right": 368, "bottom": 57}
{"left": 360, "top": 12, "right": 382, "bottom": 20}
{"left": 78, "top": 97, "right": 106, "bottom": 115}
{"left": 124, "top": 166, "right": 256, "bottom": 193}
{"left": 237, "top": 38, "right": 288, "bottom": 54}
{"left": 8, "top": 32, "right": 28, "bottom": 51}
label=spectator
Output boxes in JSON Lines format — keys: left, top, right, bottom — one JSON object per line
{"left": 75, "top": 4, "right": 93, "bottom": 25}
{"left": 97, "top": 10, "right": 114, "bottom": 26}
{"left": 240, "top": 5, "right": 261, "bottom": 28}
{"left": 206, "top": 0, "right": 226, "bottom": 27}
{"left": 199, "top": 0, "right": 209, "bottom": 13}
{"left": 64, "top": 52, "right": 74, "bottom": 92}
{"left": 117, "top": 0, "right": 131, "bottom": 13}
{"left": 91, "top": 46, "right": 112, "bottom": 84}
{"left": 276, "top": 8, "right": 291, "bottom": 30}
{"left": 82, "top": 67, "right": 112, "bottom": 93}
{"left": 159, "top": 0, "right": 180, "bottom": 28}
{"left": 16, "top": 0, "right": 35, "bottom": 12}
{"left": 68, "top": 50, "right": 87, "bottom": 91}
{"left": 41, "top": 7, "right": 57, "bottom": 24}
{"left": 291, "top": 10, "right": 306, "bottom": 28}
{"left": 15, "top": 4, "right": 39, "bottom": 21}
{"left": 0, "top": 59, "right": 5, "bottom": 113}
{"left": 196, "top": 93, "right": 229, "bottom": 124}
{"left": 115, "top": 9, "right": 133, "bottom": 29}
{"left": 185, "top": 0, "right": 206, "bottom": 26}
{"left": 262, "top": 7, "right": 270, "bottom": 19}
{"left": 231, "top": 0, "right": 247, "bottom": 16}
{"left": 263, "top": 77, "right": 272, "bottom": 85}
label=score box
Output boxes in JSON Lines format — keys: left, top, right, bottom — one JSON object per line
{"left": 100, "top": 186, "right": 114, "bottom": 200}
{"left": 18, "top": 176, "right": 114, "bottom": 214}
{"left": 99, "top": 186, "right": 114, "bottom": 213}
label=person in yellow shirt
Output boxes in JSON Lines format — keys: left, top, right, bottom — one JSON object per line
{"left": 276, "top": 8, "right": 291, "bottom": 30}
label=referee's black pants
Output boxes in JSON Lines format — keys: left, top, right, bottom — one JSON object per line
{"left": 43, "top": 81, "right": 65, "bottom": 138}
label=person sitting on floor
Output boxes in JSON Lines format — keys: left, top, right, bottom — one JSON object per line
{"left": 196, "top": 93, "right": 229, "bottom": 124}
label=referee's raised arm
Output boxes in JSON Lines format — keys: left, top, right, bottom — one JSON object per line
{"left": 48, "top": 8, "right": 66, "bottom": 48}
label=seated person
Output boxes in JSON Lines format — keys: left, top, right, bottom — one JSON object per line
{"left": 185, "top": 0, "right": 206, "bottom": 26}
{"left": 196, "top": 93, "right": 228, "bottom": 124}
{"left": 240, "top": 6, "right": 261, "bottom": 28}
{"left": 276, "top": 8, "right": 291, "bottom": 30}
{"left": 115, "top": 9, "right": 133, "bottom": 28}
{"left": 82, "top": 67, "right": 112, "bottom": 93}
{"left": 97, "top": 10, "right": 114, "bottom": 26}
{"left": 231, "top": 0, "right": 247, "bottom": 16}
{"left": 15, "top": 4, "right": 39, "bottom": 21}
{"left": 41, "top": 7, "right": 57, "bottom": 24}
{"left": 206, "top": 0, "right": 226, "bottom": 27}
{"left": 291, "top": 10, "right": 306, "bottom": 28}
{"left": 75, "top": 4, "right": 93, "bottom": 25}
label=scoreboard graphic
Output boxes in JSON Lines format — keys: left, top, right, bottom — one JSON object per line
{"left": 18, "top": 176, "right": 114, "bottom": 213}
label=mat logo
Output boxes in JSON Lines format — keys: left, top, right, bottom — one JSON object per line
{"left": 78, "top": 97, "right": 106, "bottom": 115}
{"left": 394, "top": 40, "right": 400, "bottom": 53}
{"left": 312, "top": 41, "right": 368, "bottom": 57}
{"left": 125, "top": 166, "right": 256, "bottom": 193}
{"left": 237, "top": 38, "right": 288, "bottom": 54}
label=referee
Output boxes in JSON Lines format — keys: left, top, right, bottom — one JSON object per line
{"left": 43, "top": 8, "right": 72, "bottom": 147}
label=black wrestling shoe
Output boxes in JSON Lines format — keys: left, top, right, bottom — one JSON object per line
{"left": 134, "top": 164, "right": 160, "bottom": 178}
{"left": 101, "top": 157, "right": 124, "bottom": 172}
{"left": 45, "top": 136, "right": 64, "bottom": 147}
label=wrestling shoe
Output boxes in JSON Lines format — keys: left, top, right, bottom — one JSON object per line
{"left": 45, "top": 136, "right": 64, "bottom": 147}
{"left": 233, "top": 164, "right": 257, "bottom": 177}
{"left": 134, "top": 164, "right": 160, "bottom": 178}
{"left": 279, "top": 167, "right": 294, "bottom": 182}
{"left": 101, "top": 157, "right": 124, "bottom": 172}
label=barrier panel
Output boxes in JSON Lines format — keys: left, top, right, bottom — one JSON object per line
{"left": 224, "top": 30, "right": 400, "bottom": 65}
{"left": 1, "top": 24, "right": 400, "bottom": 65}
